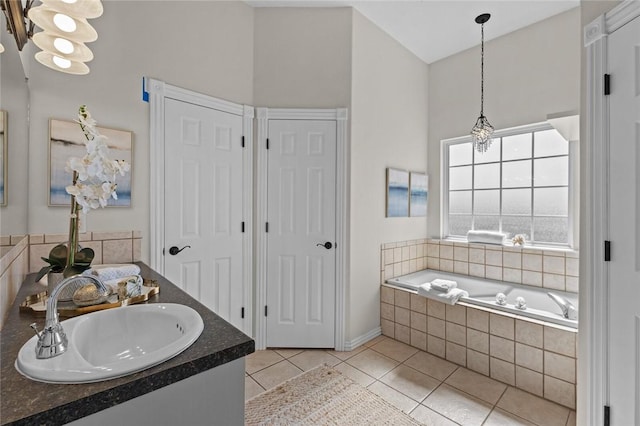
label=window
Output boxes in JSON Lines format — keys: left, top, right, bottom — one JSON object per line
{"left": 443, "top": 123, "right": 575, "bottom": 247}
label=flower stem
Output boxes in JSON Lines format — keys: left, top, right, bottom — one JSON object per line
{"left": 67, "top": 171, "right": 80, "bottom": 270}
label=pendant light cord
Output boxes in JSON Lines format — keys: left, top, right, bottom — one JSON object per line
{"left": 480, "top": 22, "right": 485, "bottom": 117}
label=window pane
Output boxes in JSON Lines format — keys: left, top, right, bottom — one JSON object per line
{"left": 502, "top": 216, "right": 532, "bottom": 239}
{"left": 450, "top": 166, "right": 472, "bottom": 190}
{"left": 449, "top": 215, "right": 473, "bottom": 237}
{"left": 502, "top": 188, "right": 531, "bottom": 215}
{"left": 534, "top": 129, "right": 568, "bottom": 157}
{"left": 503, "top": 133, "right": 532, "bottom": 161}
{"left": 449, "top": 142, "right": 473, "bottom": 166}
{"left": 474, "top": 190, "right": 500, "bottom": 215}
{"left": 534, "top": 187, "right": 568, "bottom": 216}
{"left": 450, "top": 191, "right": 472, "bottom": 214}
{"left": 474, "top": 163, "right": 500, "bottom": 189}
{"left": 474, "top": 138, "right": 501, "bottom": 164}
{"left": 534, "top": 157, "right": 568, "bottom": 187}
{"left": 534, "top": 217, "right": 568, "bottom": 243}
{"left": 503, "top": 160, "right": 532, "bottom": 188}
{"left": 474, "top": 215, "right": 499, "bottom": 231}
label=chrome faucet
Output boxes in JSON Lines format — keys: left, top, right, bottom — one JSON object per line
{"left": 30, "top": 275, "right": 108, "bottom": 359}
{"left": 547, "top": 292, "right": 578, "bottom": 320}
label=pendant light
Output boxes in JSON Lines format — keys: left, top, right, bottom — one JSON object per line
{"left": 470, "top": 13, "right": 494, "bottom": 154}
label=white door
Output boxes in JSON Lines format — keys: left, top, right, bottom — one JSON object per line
{"left": 608, "top": 15, "right": 640, "bottom": 425}
{"left": 266, "top": 120, "right": 337, "bottom": 348}
{"left": 164, "top": 98, "right": 246, "bottom": 332}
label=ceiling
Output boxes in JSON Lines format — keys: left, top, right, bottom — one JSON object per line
{"left": 245, "top": 0, "right": 580, "bottom": 64}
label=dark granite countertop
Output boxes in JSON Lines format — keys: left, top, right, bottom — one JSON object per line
{"left": 0, "top": 262, "right": 254, "bottom": 425}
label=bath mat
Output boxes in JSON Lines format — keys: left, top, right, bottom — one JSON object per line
{"left": 245, "top": 364, "right": 421, "bottom": 425}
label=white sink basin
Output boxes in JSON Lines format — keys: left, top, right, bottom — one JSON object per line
{"left": 15, "top": 303, "right": 204, "bottom": 384}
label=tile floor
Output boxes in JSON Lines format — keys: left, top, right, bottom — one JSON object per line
{"left": 245, "top": 336, "right": 576, "bottom": 426}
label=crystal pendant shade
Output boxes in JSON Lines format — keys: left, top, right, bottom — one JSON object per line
{"left": 471, "top": 115, "right": 494, "bottom": 153}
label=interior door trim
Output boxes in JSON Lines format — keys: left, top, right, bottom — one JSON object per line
{"left": 584, "top": 1, "right": 640, "bottom": 424}
{"left": 146, "top": 78, "right": 255, "bottom": 335}
{"left": 255, "top": 107, "right": 349, "bottom": 351}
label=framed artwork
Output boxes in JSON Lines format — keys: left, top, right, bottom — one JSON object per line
{"left": 0, "top": 110, "right": 6, "bottom": 206}
{"left": 409, "top": 172, "right": 429, "bottom": 217}
{"left": 386, "top": 168, "right": 409, "bottom": 217}
{"left": 49, "top": 119, "right": 133, "bottom": 207}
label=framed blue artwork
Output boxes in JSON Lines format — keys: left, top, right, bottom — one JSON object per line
{"left": 386, "top": 168, "right": 409, "bottom": 217}
{"left": 409, "top": 172, "right": 429, "bottom": 217}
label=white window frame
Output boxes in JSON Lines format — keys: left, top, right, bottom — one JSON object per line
{"left": 441, "top": 122, "right": 578, "bottom": 249}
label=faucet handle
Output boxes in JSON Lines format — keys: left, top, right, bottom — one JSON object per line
{"left": 29, "top": 323, "right": 42, "bottom": 339}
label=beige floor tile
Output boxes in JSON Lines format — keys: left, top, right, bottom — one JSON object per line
{"left": 288, "top": 350, "right": 341, "bottom": 371}
{"left": 566, "top": 410, "right": 576, "bottom": 426}
{"left": 332, "top": 362, "right": 376, "bottom": 387}
{"left": 404, "top": 351, "right": 458, "bottom": 381}
{"left": 370, "top": 337, "right": 419, "bottom": 362}
{"left": 483, "top": 408, "right": 536, "bottom": 426}
{"left": 496, "top": 387, "right": 570, "bottom": 426}
{"left": 364, "top": 335, "right": 389, "bottom": 347}
{"left": 379, "top": 364, "right": 441, "bottom": 402}
{"left": 346, "top": 349, "right": 399, "bottom": 379}
{"left": 245, "top": 350, "right": 285, "bottom": 374}
{"left": 409, "top": 405, "right": 458, "bottom": 426}
{"left": 273, "top": 348, "right": 303, "bottom": 359}
{"left": 367, "top": 381, "right": 420, "bottom": 414}
{"left": 245, "top": 376, "right": 265, "bottom": 401}
{"left": 423, "top": 384, "right": 493, "bottom": 426}
{"left": 325, "top": 345, "right": 366, "bottom": 360}
{"left": 445, "top": 367, "right": 507, "bottom": 404}
{"left": 250, "top": 360, "right": 303, "bottom": 391}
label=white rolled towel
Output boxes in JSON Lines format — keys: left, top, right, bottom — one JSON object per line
{"left": 418, "top": 283, "right": 469, "bottom": 305}
{"left": 430, "top": 279, "right": 457, "bottom": 292}
{"left": 90, "top": 264, "right": 141, "bottom": 281}
{"left": 466, "top": 230, "right": 506, "bottom": 245}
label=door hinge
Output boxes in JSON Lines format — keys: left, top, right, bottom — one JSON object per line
{"left": 604, "top": 405, "right": 610, "bottom": 426}
{"left": 604, "top": 74, "right": 611, "bottom": 95}
{"left": 265, "top": 222, "right": 269, "bottom": 233}
{"left": 241, "top": 307, "right": 245, "bottom": 319}
{"left": 604, "top": 240, "right": 611, "bottom": 262}
{"left": 241, "top": 222, "right": 245, "bottom": 233}
{"left": 264, "top": 305, "right": 268, "bottom": 317}
{"left": 242, "top": 135, "right": 245, "bottom": 148}
{"left": 266, "top": 138, "right": 270, "bottom": 150}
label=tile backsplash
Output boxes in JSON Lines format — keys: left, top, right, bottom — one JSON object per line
{"left": 381, "top": 239, "right": 579, "bottom": 294}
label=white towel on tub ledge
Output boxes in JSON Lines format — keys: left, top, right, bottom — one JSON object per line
{"left": 418, "top": 283, "right": 469, "bottom": 305}
{"left": 466, "top": 230, "right": 506, "bottom": 245}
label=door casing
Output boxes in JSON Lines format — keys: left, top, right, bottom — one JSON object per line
{"left": 584, "top": 1, "right": 640, "bottom": 424}
{"left": 146, "top": 78, "right": 254, "bottom": 335}
{"left": 255, "top": 108, "right": 349, "bottom": 351}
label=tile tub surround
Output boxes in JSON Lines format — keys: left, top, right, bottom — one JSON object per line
{"left": 27, "top": 230, "right": 143, "bottom": 273}
{"left": 0, "top": 237, "right": 29, "bottom": 329}
{"left": 381, "top": 239, "right": 579, "bottom": 293}
{"left": 0, "top": 262, "right": 254, "bottom": 425}
{"left": 380, "top": 284, "right": 577, "bottom": 409}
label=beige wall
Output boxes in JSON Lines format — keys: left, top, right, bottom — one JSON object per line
{"left": 349, "top": 10, "right": 429, "bottom": 341}
{"left": 25, "top": 1, "right": 255, "bottom": 262}
{"left": 253, "top": 7, "right": 352, "bottom": 107}
{"left": 427, "top": 7, "right": 582, "bottom": 238}
{"left": 0, "top": 19, "right": 30, "bottom": 236}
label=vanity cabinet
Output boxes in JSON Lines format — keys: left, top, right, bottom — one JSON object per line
{"left": 0, "top": 263, "right": 254, "bottom": 425}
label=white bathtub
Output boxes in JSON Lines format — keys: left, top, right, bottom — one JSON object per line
{"left": 386, "top": 269, "right": 578, "bottom": 329}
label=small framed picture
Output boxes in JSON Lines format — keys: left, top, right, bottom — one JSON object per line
{"left": 49, "top": 118, "right": 133, "bottom": 207}
{"left": 386, "top": 168, "right": 409, "bottom": 217}
{"left": 409, "top": 172, "right": 429, "bottom": 217}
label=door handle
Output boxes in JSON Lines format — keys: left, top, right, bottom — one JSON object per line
{"left": 316, "top": 242, "right": 333, "bottom": 250}
{"left": 169, "top": 245, "right": 191, "bottom": 255}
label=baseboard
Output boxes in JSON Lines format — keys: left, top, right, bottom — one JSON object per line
{"left": 343, "top": 327, "right": 381, "bottom": 351}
